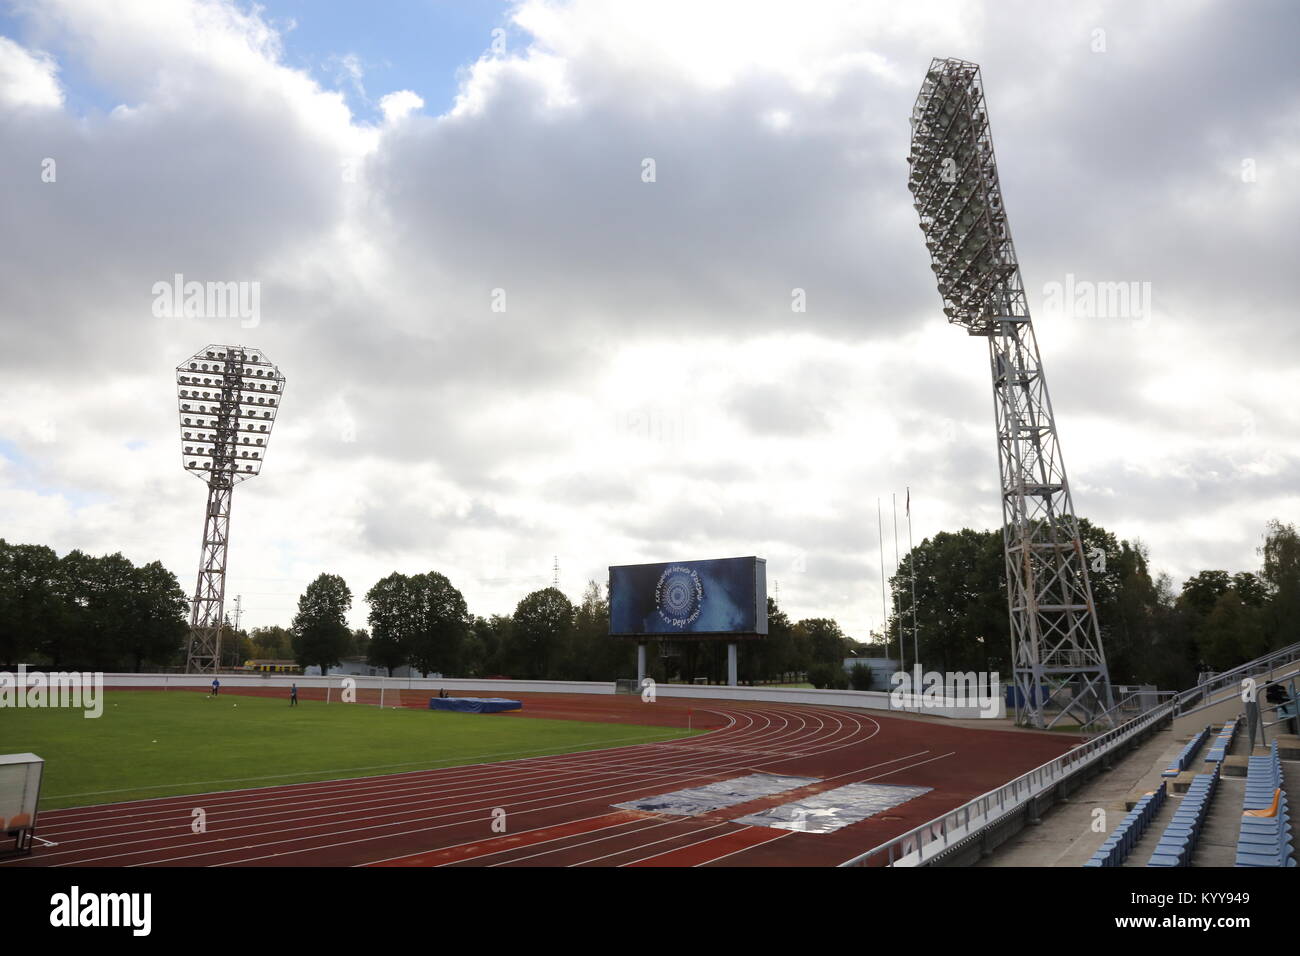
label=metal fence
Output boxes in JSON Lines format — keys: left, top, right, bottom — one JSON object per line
{"left": 839, "top": 699, "right": 1175, "bottom": 867}
{"left": 840, "top": 640, "right": 1300, "bottom": 868}
{"left": 1171, "top": 641, "right": 1300, "bottom": 717}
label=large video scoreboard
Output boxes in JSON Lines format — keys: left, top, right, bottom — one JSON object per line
{"left": 608, "top": 556, "right": 767, "bottom": 638}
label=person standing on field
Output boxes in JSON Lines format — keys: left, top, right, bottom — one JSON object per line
{"left": 211, "top": 678, "right": 220, "bottom": 696}
{"left": 290, "top": 683, "right": 298, "bottom": 707}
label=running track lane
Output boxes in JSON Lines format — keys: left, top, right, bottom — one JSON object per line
{"left": 6, "top": 701, "right": 1078, "bottom": 867}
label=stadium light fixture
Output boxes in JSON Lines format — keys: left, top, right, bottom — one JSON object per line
{"left": 176, "top": 345, "right": 286, "bottom": 673}
{"left": 906, "top": 58, "right": 1113, "bottom": 729}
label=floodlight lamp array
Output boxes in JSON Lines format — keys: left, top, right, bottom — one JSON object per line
{"left": 175, "top": 345, "right": 285, "bottom": 483}
{"left": 906, "top": 57, "right": 1022, "bottom": 332}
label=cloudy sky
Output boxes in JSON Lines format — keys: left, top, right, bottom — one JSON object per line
{"left": 0, "top": 0, "right": 1296, "bottom": 638}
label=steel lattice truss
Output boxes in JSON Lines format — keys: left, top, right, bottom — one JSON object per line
{"left": 907, "top": 58, "right": 1113, "bottom": 728}
{"left": 176, "top": 345, "right": 286, "bottom": 674}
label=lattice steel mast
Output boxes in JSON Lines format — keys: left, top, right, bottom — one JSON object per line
{"left": 176, "top": 346, "right": 286, "bottom": 673}
{"left": 906, "top": 58, "right": 1112, "bottom": 728}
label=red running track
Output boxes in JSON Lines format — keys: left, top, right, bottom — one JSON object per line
{"left": 4, "top": 696, "right": 1077, "bottom": 868}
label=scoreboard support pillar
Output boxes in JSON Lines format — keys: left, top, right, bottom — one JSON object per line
{"left": 727, "top": 642, "right": 738, "bottom": 687}
{"left": 637, "top": 643, "right": 647, "bottom": 684}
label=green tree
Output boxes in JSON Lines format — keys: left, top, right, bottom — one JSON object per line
{"left": 808, "top": 661, "right": 848, "bottom": 689}
{"left": 1141, "top": 571, "right": 1199, "bottom": 690}
{"left": 1178, "top": 564, "right": 1273, "bottom": 674}
{"left": 564, "top": 580, "right": 631, "bottom": 680}
{"left": 888, "top": 527, "right": 1007, "bottom": 676}
{"left": 249, "top": 625, "right": 294, "bottom": 659}
{"left": 126, "top": 561, "right": 189, "bottom": 670}
{"left": 406, "top": 572, "right": 470, "bottom": 677}
{"left": 291, "top": 573, "right": 353, "bottom": 674}
{"left": 56, "top": 551, "right": 137, "bottom": 671}
{"left": 470, "top": 614, "right": 513, "bottom": 676}
{"left": 799, "top": 618, "right": 849, "bottom": 667}
{"left": 1233, "top": 572, "right": 1267, "bottom": 607}
{"left": 847, "top": 660, "right": 874, "bottom": 690}
{"left": 762, "top": 598, "right": 799, "bottom": 681}
{"left": 1179, "top": 570, "right": 1233, "bottom": 618}
{"left": 1093, "top": 537, "right": 1161, "bottom": 684}
{"left": 513, "top": 587, "right": 574, "bottom": 679}
{"left": 0, "top": 540, "right": 189, "bottom": 671}
{"left": 0, "top": 541, "right": 62, "bottom": 664}
{"left": 889, "top": 519, "right": 1181, "bottom": 685}
{"left": 1198, "top": 590, "right": 1266, "bottom": 671}
{"left": 365, "top": 572, "right": 416, "bottom": 675}
{"left": 1261, "top": 519, "right": 1300, "bottom": 650}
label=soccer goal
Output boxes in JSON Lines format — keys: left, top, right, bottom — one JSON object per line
{"left": 323, "top": 676, "right": 407, "bottom": 709}
{"left": 0, "top": 753, "right": 44, "bottom": 856}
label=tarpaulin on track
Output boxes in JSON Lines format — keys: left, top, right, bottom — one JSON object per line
{"left": 733, "top": 782, "right": 932, "bottom": 833}
{"left": 614, "top": 773, "right": 819, "bottom": 816}
{"left": 428, "top": 697, "right": 523, "bottom": 713}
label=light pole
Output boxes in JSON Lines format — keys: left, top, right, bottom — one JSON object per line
{"left": 176, "top": 345, "right": 286, "bottom": 674}
{"left": 906, "top": 59, "right": 1113, "bottom": 727}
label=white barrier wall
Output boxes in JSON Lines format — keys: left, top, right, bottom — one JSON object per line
{"left": 85, "top": 673, "right": 1003, "bottom": 720}
{"left": 95, "top": 673, "right": 614, "bottom": 696}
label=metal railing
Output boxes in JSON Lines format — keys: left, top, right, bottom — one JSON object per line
{"left": 1247, "top": 676, "right": 1299, "bottom": 748}
{"left": 840, "top": 640, "right": 1300, "bottom": 868}
{"left": 839, "top": 698, "right": 1175, "bottom": 867}
{"left": 1172, "top": 641, "right": 1300, "bottom": 717}
{"left": 1081, "top": 688, "right": 1176, "bottom": 735}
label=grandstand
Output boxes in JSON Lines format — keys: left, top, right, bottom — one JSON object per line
{"left": 972, "top": 642, "right": 1300, "bottom": 868}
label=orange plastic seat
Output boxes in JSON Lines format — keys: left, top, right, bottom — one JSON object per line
{"left": 1243, "top": 789, "right": 1281, "bottom": 819}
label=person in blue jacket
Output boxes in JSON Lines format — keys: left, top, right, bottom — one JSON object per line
{"left": 211, "top": 678, "right": 220, "bottom": 696}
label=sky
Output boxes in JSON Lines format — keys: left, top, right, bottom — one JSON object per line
{"left": 0, "top": 0, "right": 1297, "bottom": 638}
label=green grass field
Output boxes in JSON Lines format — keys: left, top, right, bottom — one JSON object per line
{"left": 9, "top": 691, "right": 698, "bottom": 810}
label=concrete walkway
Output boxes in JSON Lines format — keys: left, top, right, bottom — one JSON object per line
{"left": 976, "top": 721, "right": 1186, "bottom": 866}
{"left": 980, "top": 713, "right": 1300, "bottom": 867}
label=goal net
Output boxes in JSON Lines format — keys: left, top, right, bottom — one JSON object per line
{"left": 323, "top": 676, "right": 408, "bottom": 709}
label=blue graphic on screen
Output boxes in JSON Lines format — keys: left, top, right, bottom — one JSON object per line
{"left": 609, "top": 557, "right": 767, "bottom": 636}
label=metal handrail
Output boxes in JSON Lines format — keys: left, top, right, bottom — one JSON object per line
{"left": 1172, "top": 641, "right": 1300, "bottom": 716}
{"left": 1250, "top": 677, "right": 1298, "bottom": 746}
{"left": 838, "top": 699, "right": 1175, "bottom": 867}
{"left": 841, "top": 641, "right": 1300, "bottom": 868}
{"left": 1081, "top": 689, "right": 1176, "bottom": 735}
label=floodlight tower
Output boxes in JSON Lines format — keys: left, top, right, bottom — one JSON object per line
{"left": 906, "top": 58, "right": 1113, "bottom": 728}
{"left": 176, "top": 345, "right": 286, "bottom": 674}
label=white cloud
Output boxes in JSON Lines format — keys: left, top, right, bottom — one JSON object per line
{"left": 0, "top": 35, "right": 63, "bottom": 108}
{"left": 0, "top": 0, "right": 1297, "bottom": 643}
{"left": 379, "top": 89, "right": 423, "bottom": 124}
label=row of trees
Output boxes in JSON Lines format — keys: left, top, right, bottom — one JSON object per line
{"left": 11, "top": 513, "right": 1292, "bottom": 691}
{"left": 281, "top": 568, "right": 860, "bottom": 686}
{"left": 881, "top": 518, "right": 1300, "bottom": 690}
{"left": 0, "top": 539, "right": 189, "bottom": 670}
{"left": 0, "top": 535, "right": 858, "bottom": 683}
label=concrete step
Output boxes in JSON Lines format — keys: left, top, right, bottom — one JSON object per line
{"left": 1284, "top": 756, "right": 1300, "bottom": 798}
{"left": 1123, "top": 788, "right": 1180, "bottom": 867}
{"left": 1190, "top": 776, "right": 1245, "bottom": 866}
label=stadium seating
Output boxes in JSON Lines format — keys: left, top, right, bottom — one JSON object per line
{"left": 1235, "top": 741, "right": 1295, "bottom": 867}
{"left": 1162, "top": 725, "right": 1212, "bottom": 778}
{"left": 1147, "top": 767, "right": 1219, "bottom": 866}
{"left": 1082, "top": 782, "right": 1167, "bottom": 867}
{"left": 1204, "top": 719, "right": 1238, "bottom": 764}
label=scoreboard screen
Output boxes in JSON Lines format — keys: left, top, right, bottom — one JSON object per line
{"left": 608, "top": 556, "right": 767, "bottom": 638}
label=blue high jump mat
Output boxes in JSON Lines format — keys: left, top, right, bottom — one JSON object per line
{"left": 429, "top": 697, "right": 523, "bottom": 714}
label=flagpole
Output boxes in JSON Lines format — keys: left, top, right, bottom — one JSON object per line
{"left": 907, "top": 486, "right": 919, "bottom": 697}
{"left": 877, "top": 497, "right": 887, "bottom": 659}
{"left": 892, "top": 493, "right": 904, "bottom": 707}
